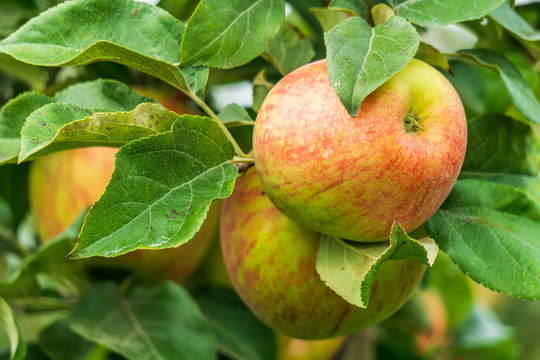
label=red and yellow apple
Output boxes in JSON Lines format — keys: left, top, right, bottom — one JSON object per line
{"left": 220, "top": 169, "right": 426, "bottom": 339}
{"left": 253, "top": 59, "right": 467, "bottom": 242}
{"left": 414, "top": 290, "right": 448, "bottom": 355}
{"left": 195, "top": 236, "right": 347, "bottom": 359}
{"left": 278, "top": 334, "right": 345, "bottom": 360}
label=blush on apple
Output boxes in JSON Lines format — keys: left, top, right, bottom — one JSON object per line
{"left": 253, "top": 59, "right": 467, "bottom": 242}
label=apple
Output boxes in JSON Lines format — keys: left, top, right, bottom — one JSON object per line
{"left": 278, "top": 334, "right": 345, "bottom": 360}
{"left": 195, "top": 234, "right": 347, "bottom": 358}
{"left": 220, "top": 169, "right": 426, "bottom": 339}
{"left": 253, "top": 59, "right": 467, "bottom": 242}
{"left": 28, "top": 92, "right": 215, "bottom": 283}
{"left": 414, "top": 290, "right": 448, "bottom": 355}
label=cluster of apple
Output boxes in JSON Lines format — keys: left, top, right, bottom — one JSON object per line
{"left": 30, "top": 57, "right": 466, "bottom": 346}
{"left": 220, "top": 58, "right": 467, "bottom": 339}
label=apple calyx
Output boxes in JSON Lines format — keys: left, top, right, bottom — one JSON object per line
{"left": 404, "top": 113, "right": 424, "bottom": 133}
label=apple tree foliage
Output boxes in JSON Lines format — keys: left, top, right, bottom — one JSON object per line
{"left": 0, "top": 0, "right": 539, "bottom": 359}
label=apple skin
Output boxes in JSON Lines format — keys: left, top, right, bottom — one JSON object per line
{"left": 196, "top": 233, "right": 346, "bottom": 359}
{"left": 220, "top": 169, "right": 426, "bottom": 339}
{"left": 253, "top": 59, "right": 467, "bottom": 242}
{"left": 278, "top": 334, "right": 345, "bottom": 360}
{"left": 414, "top": 290, "right": 448, "bottom": 355}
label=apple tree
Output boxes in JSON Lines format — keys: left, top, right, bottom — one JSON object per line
{"left": 0, "top": 0, "right": 539, "bottom": 359}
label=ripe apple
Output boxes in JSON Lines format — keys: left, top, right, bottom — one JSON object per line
{"left": 195, "top": 235, "right": 346, "bottom": 358}
{"left": 414, "top": 290, "right": 448, "bottom": 355}
{"left": 220, "top": 169, "right": 426, "bottom": 339}
{"left": 278, "top": 334, "right": 345, "bottom": 360}
{"left": 253, "top": 59, "right": 467, "bottom": 242}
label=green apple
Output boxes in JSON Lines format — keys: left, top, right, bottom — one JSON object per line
{"left": 253, "top": 59, "right": 467, "bottom": 242}
{"left": 220, "top": 169, "right": 426, "bottom": 339}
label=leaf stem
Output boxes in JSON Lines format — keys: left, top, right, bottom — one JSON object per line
{"left": 10, "top": 296, "right": 75, "bottom": 311}
{"left": 189, "top": 93, "right": 250, "bottom": 158}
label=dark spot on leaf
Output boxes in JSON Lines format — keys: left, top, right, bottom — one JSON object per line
{"left": 130, "top": 9, "right": 139, "bottom": 19}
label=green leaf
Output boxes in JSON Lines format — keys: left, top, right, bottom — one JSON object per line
{"left": 436, "top": 113, "right": 540, "bottom": 301}
{"left": 371, "top": 3, "right": 395, "bottom": 26}
{"left": 414, "top": 42, "right": 450, "bottom": 73}
{"left": 69, "top": 282, "right": 216, "bottom": 360}
{"left": 55, "top": 79, "right": 155, "bottom": 111}
{"left": 309, "top": 7, "right": 348, "bottom": 32}
{"left": 0, "top": 213, "right": 87, "bottom": 298}
{"left": 252, "top": 69, "right": 274, "bottom": 113}
{"left": 426, "top": 179, "right": 540, "bottom": 301}
{"left": 395, "top": 0, "right": 506, "bottom": 26}
{"left": 0, "top": 196, "right": 12, "bottom": 230}
{"left": 489, "top": 2, "right": 540, "bottom": 41}
{"left": 454, "top": 305, "right": 515, "bottom": 358}
{"left": 325, "top": 16, "right": 419, "bottom": 116}
{"left": 217, "top": 104, "right": 254, "bottom": 153}
{"left": 218, "top": 103, "right": 254, "bottom": 127}
{"left": 0, "top": 164, "right": 30, "bottom": 230}
{"left": 181, "top": 0, "right": 285, "bottom": 69}
{"left": 0, "top": 92, "right": 52, "bottom": 165}
{"left": 462, "top": 114, "right": 540, "bottom": 176}
{"left": 443, "top": 60, "right": 505, "bottom": 117}
{"left": 6, "top": 79, "right": 157, "bottom": 162}
{"left": 261, "top": 22, "right": 315, "bottom": 75}
{"left": 426, "top": 253, "right": 474, "bottom": 329}
{"left": 316, "top": 222, "right": 437, "bottom": 308}
{"left": 194, "top": 287, "right": 277, "bottom": 360}
{"left": 0, "top": 297, "right": 26, "bottom": 360}
{"left": 69, "top": 116, "right": 238, "bottom": 259}
{"left": 39, "top": 319, "right": 95, "bottom": 360}
{"left": 454, "top": 49, "right": 540, "bottom": 125}
{"left": 0, "top": 0, "right": 207, "bottom": 97}
{"left": 328, "top": 0, "right": 369, "bottom": 18}
{"left": 458, "top": 173, "right": 540, "bottom": 205}
{"left": 0, "top": 53, "right": 47, "bottom": 91}
{"left": 18, "top": 103, "right": 179, "bottom": 162}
